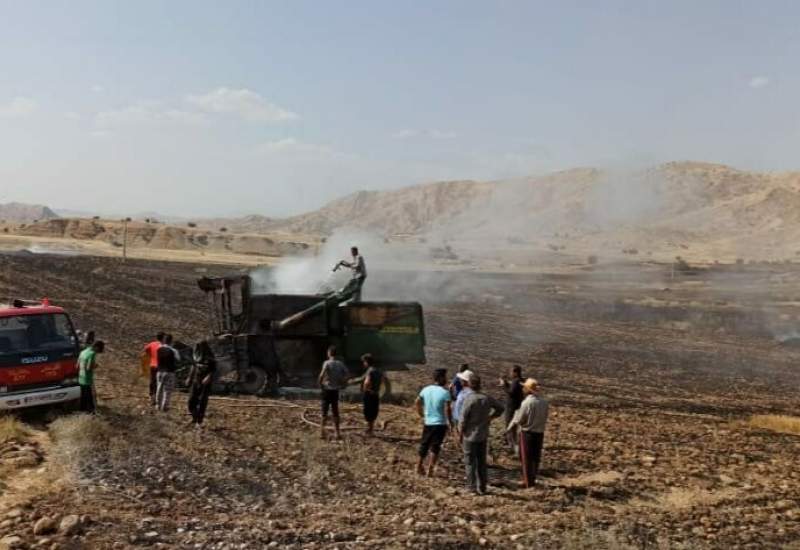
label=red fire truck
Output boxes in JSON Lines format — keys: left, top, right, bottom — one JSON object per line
{"left": 0, "top": 299, "right": 82, "bottom": 410}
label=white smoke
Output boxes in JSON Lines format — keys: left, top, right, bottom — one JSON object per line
{"left": 250, "top": 229, "right": 386, "bottom": 295}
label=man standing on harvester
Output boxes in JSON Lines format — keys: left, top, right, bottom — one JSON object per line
{"left": 333, "top": 246, "right": 367, "bottom": 301}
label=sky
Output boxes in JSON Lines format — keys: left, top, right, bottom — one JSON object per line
{"left": 1, "top": 0, "right": 799, "bottom": 217}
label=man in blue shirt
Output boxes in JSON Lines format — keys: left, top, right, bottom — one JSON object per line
{"left": 415, "top": 368, "right": 453, "bottom": 477}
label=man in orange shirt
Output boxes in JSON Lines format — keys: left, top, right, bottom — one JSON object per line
{"left": 141, "top": 332, "right": 165, "bottom": 407}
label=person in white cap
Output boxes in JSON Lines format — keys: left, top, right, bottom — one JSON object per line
{"left": 452, "top": 369, "right": 475, "bottom": 433}
{"left": 506, "top": 378, "right": 549, "bottom": 487}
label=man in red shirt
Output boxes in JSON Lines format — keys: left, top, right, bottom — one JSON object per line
{"left": 141, "top": 332, "right": 165, "bottom": 407}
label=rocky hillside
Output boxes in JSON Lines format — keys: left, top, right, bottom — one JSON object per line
{"left": 6, "top": 161, "right": 800, "bottom": 262}
{"left": 0, "top": 202, "right": 58, "bottom": 223}
{"left": 227, "top": 161, "right": 800, "bottom": 261}
{"left": 201, "top": 180, "right": 494, "bottom": 236}
{"left": 16, "top": 218, "right": 313, "bottom": 257}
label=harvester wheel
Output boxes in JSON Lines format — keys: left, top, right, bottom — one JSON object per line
{"left": 238, "top": 366, "right": 268, "bottom": 395}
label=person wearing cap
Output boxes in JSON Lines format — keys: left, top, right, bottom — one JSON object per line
{"left": 415, "top": 368, "right": 453, "bottom": 477}
{"left": 506, "top": 378, "right": 550, "bottom": 488}
{"left": 458, "top": 373, "right": 504, "bottom": 495}
{"left": 452, "top": 369, "right": 475, "bottom": 432}
{"left": 449, "top": 363, "right": 470, "bottom": 400}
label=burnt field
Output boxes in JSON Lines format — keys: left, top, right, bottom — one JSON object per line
{"left": 1, "top": 252, "right": 799, "bottom": 549}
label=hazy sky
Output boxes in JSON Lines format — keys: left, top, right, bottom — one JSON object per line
{"left": 1, "top": 1, "right": 799, "bottom": 217}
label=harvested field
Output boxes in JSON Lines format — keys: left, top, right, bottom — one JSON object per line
{"left": 0, "top": 252, "right": 799, "bottom": 549}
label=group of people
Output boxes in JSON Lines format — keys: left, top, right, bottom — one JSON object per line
{"left": 317, "top": 345, "right": 387, "bottom": 440}
{"left": 416, "top": 364, "right": 549, "bottom": 494}
{"left": 316, "top": 346, "right": 549, "bottom": 494}
{"left": 141, "top": 333, "right": 216, "bottom": 426}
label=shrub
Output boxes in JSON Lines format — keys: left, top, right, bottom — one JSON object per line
{"left": 0, "top": 416, "right": 30, "bottom": 445}
{"left": 674, "top": 256, "right": 692, "bottom": 272}
{"left": 748, "top": 414, "right": 800, "bottom": 435}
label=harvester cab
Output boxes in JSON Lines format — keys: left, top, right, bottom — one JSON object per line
{"left": 186, "top": 274, "right": 426, "bottom": 395}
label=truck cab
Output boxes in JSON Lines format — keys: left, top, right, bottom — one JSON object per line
{"left": 0, "top": 300, "right": 82, "bottom": 410}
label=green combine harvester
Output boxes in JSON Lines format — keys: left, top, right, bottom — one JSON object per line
{"left": 183, "top": 274, "right": 426, "bottom": 395}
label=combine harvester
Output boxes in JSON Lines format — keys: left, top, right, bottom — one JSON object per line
{"left": 0, "top": 299, "right": 82, "bottom": 410}
{"left": 182, "top": 275, "right": 426, "bottom": 395}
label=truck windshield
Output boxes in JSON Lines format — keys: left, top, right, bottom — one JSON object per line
{"left": 0, "top": 314, "right": 77, "bottom": 355}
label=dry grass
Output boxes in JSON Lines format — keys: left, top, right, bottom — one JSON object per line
{"left": 558, "top": 529, "right": 637, "bottom": 550}
{"left": 0, "top": 415, "right": 30, "bottom": 445}
{"left": 659, "top": 486, "right": 736, "bottom": 510}
{"left": 48, "top": 414, "right": 117, "bottom": 484}
{"left": 748, "top": 414, "right": 800, "bottom": 436}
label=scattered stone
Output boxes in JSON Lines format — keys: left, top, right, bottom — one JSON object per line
{"left": 58, "top": 515, "right": 81, "bottom": 535}
{"left": 33, "top": 516, "right": 58, "bottom": 536}
{"left": 0, "top": 535, "right": 23, "bottom": 549}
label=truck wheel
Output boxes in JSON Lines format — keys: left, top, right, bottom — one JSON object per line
{"left": 238, "top": 367, "right": 268, "bottom": 395}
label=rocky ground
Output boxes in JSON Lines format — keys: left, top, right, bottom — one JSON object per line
{"left": 0, "top": 253, "right": 799, "bottom": 549}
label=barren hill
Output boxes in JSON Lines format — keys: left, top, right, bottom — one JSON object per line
{"left": 200, "top": 180, "right": 494, "bottom": 236}
{"left": 0, "top": 202, "right": 58, "bottom": 223}
{"left": 5, "top": 161, "right": 800, "bottom": 263}
{"left": 15, "top": 218, "right": 314, "bottom": 258}
{"left": 227, "top": 161, "right": 800, "bottom": 262}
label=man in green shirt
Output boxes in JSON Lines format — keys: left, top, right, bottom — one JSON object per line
{"left": 78, "top": 340, "right": 104, "bottom": 413}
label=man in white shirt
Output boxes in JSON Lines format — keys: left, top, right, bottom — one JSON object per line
{"left": 334, "top": 246, "right": 367, "bottom": 301}
{"left": 506, "top": 378, "right": 549, "bottom": 487}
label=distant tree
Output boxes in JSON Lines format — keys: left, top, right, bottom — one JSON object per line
{"left": 93, "top": 215, "right": 100, "bottom": 220}
{"left": 187, "top": 222, "right": 197, "bottom": 228}
{"left": 220, "top": 227, "right": 228, "bottom": 233}
{"left": 674, "top": 256, "right": 692, "bottom": 272}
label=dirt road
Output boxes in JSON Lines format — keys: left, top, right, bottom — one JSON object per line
{"left": 0, "top": 253, "right": 798, "bottom": 549}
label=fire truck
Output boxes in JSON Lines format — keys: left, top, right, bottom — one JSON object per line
{"left": 0, "top": 299, "right": 82, "bottom": 410}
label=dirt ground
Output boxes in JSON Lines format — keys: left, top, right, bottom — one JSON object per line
{"left": 0, "top": 252, "right": 799, "bottom": 549}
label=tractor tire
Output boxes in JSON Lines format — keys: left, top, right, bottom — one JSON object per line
{"left": 238, "top": 366, "right": 268, "bottom": 395}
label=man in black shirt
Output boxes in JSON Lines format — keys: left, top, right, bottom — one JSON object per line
{"left": 500, "top": 365, "right": 524, "bottom": 451}
{"left": 361, "top": 353, "right": 387, "bottom": 436}
{"left": 155, "top": 334, "right": 180, "bottom": 412}
{"left": 189, "top": 341, "right": 216, "bottom": 427}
